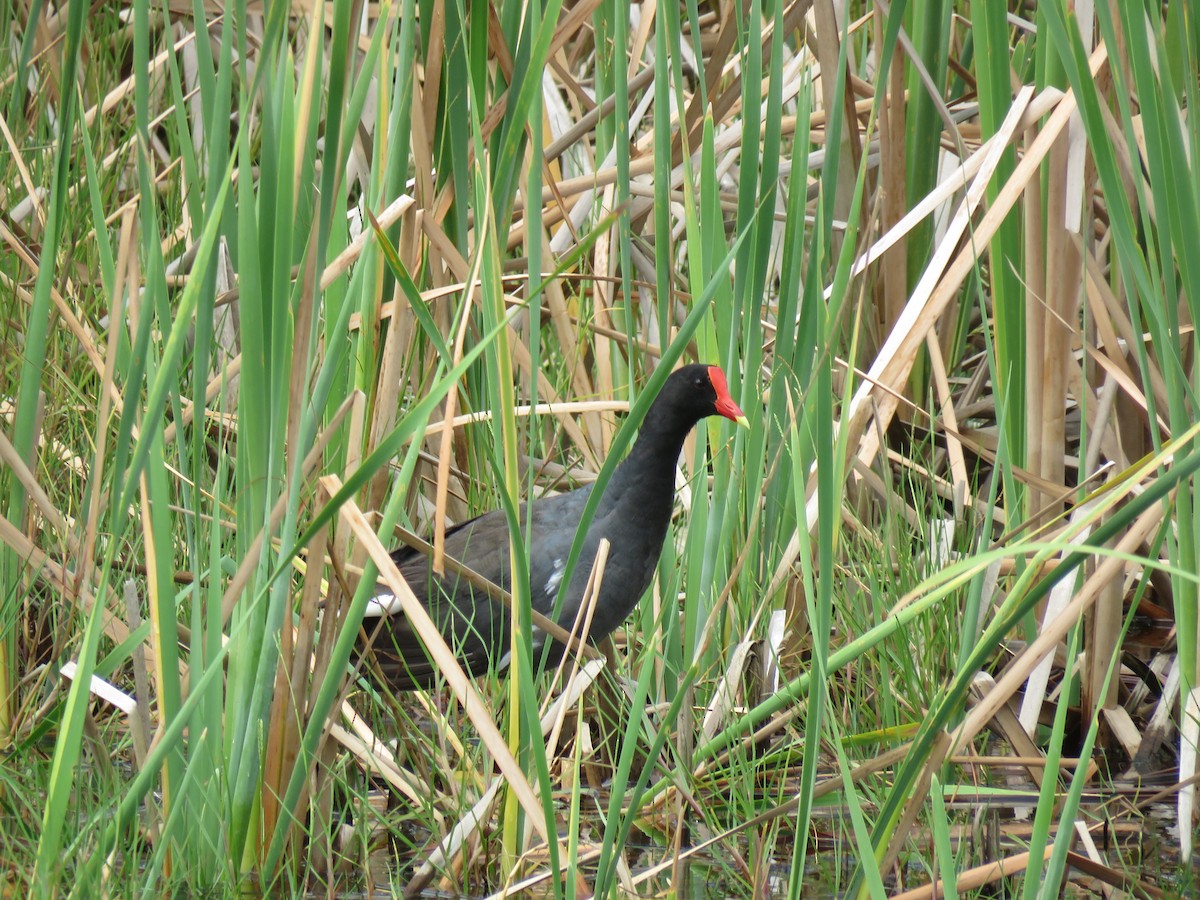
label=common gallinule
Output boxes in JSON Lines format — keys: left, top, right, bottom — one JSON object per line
{"left": 359, "top": 363, "right": 748, "bottom": 690}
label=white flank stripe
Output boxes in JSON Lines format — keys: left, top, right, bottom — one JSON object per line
{"left": 544, "top": 558, "right": 565, "bottom": 596}
{"left": 364, "top": 592, "right": 404, "bottom": 618}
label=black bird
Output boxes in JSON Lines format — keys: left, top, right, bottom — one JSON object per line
{"left": 358, "top": 363, "right": 748, "bottom": 690}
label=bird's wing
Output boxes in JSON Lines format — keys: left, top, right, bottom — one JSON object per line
{"left": 359, "top": 510, "right": 513, "bottom": 689}
{"left": 524, "top": 486, "right": 597, "bottom": 622}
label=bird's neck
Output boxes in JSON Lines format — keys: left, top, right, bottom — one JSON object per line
{"left": 605, "top": 413, "right": 695, "bottom": 508}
